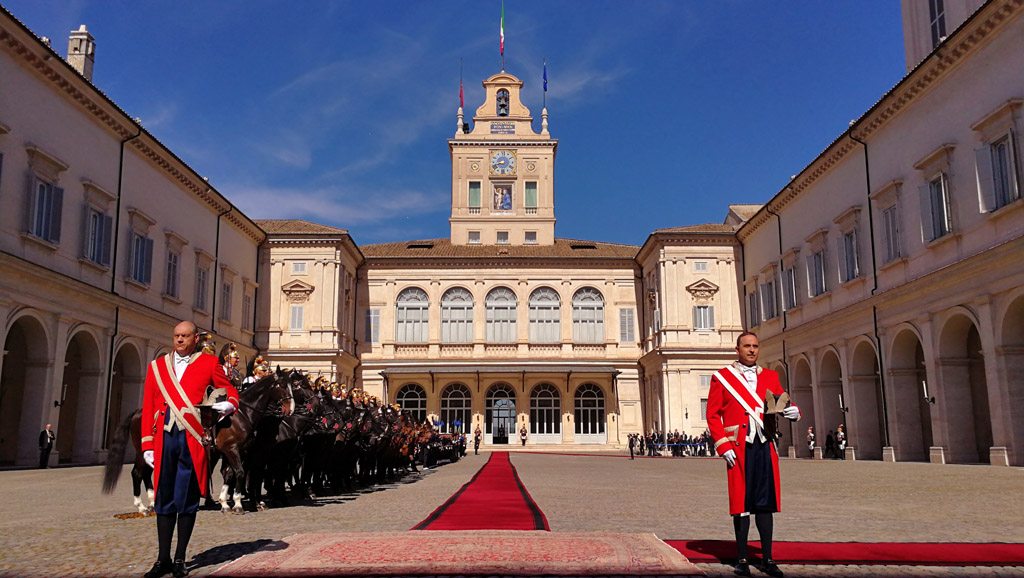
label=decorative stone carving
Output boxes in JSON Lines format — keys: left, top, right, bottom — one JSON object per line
{"left": 686, "top": 279, "right": 719, "bottom": 304}
{"left": 282, "top": 279, "right": 315, "bottom": 303}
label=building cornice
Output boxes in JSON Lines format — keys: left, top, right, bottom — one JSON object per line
{"left": 737, "top": 0, "right": 1024, "bottom": 242}
{"left": 0, "top": 9, "right": 265, "bottom": 245}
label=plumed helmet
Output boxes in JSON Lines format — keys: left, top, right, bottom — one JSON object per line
{"left": 253, "top": 356, "right": 270, "bottom": 372}
{"left": 198, "top": 332, "right": 217, "bottom": 356}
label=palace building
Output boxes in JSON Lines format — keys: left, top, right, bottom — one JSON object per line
{"left": 1, "top": 0, "right": 1022, "bottom": 465}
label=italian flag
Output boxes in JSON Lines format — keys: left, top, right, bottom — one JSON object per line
{"left": 500, "top": 2, "right": 504, "bottom": 57}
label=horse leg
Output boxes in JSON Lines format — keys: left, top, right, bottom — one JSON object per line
{"left": 218, "top": 460, "right": 232, "bottom": 513}
{"left": 223, "top": 449, "right": 246, "bottom": 514}
{"left": 131, "top": 464, "right": 146, "bottom": 513}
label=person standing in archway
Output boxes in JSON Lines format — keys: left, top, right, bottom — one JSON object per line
{"left": 519, "top": 425, "right": 528, "bottom": 446}
{"left": 140, "top": 321, "right": 238, "bottom": 578}
{"left": 38, "top": 424, "right": 55, "bottom": 468}
{"left": 473, "top": 427, "right": 482, "bottom": 455}
{"left": 707, "top": 332, "right": 801, "bottom": 578}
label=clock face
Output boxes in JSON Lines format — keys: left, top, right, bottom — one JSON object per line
{"left": 490, "top": 150, "right": 517, "bottom": 175}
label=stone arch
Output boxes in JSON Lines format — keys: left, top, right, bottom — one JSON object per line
{"left": 817, "top": 348, "right": 844, "bottom": 458}
{"left": 574, "top": 383, "right": 607, "bottom": 443}
{"left": 485, "top": 383, "right": 517, "bottom": 444}
{"left": 439, "top": 382, "right": 472, "bottom": 434}
{"left": 996, "top": 291, "right": 1024, "bottom": 465}
{"left": 887, "top": 326, "right": 931, "bottom": 461}
{"left": 529, "top": 383, "right": 562, "bottom": 443}
{"left": 0, "top": 312, "right": 51, "bottom": 465}
{"left": 105, "top": 340, "right": 145, "bottom": 451}
{"left": 848, "top": 337, "right": 884, "bottom": 460}
{"left": 936, "top": 310, "right": 992, "bottom": 464}
{"left": 791, "top": 355, "right": 814, "bottom": 457}
{"left": 395, "top": 383, "right": 427, "bottom": 424}
{"left": 57, "top": 327, "right": 104, "bottom": 464}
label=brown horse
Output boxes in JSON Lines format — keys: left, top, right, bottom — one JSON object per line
{"left": 101, "top": 375, "right": 292, "bottom": 514}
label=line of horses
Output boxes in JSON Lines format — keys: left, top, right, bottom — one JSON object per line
{"left": 101, "top": 368, "right": 465, "bottom": 513}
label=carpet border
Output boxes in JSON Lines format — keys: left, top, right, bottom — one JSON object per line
{"left": 507, "top": 452, "right": 550, "bottom": 531}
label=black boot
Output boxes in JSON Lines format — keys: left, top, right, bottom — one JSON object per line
{"left": 733, "top": 558, "right": 751, "bottom": 576}
{"left": 143, "top": 560, "right": 173, "bottom": 578}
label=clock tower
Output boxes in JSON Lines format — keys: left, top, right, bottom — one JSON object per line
{"left": 449, "top": 72, "right": 557, "bottom": 246}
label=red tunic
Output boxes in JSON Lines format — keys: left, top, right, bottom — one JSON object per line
{"left": 140, "top": 352, "right": 238, "bottom": 498}
{"left": 706, "top": 363, "right": 784, "bottom": 515}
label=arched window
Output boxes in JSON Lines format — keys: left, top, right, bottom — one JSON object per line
{"left": 396, "top": 287, "right": 429, "bottom": 343}
{"left": 572, "top": 287, "right": 604, "bottom": 343}
{"left": 530, "top": 383, "right": 561, "bottom": 437}
{"left": 441, "top": 287, "right": 474, "bottom": 343}
{"left": 396, "top": 383, "right": 427, "bottom": 424}
{"left": 485, "top": 383, "right": 517, "bottom": 443}
{"left": 529, "top": 287, "right": 560, "bottom": 343}
{"left": 574, "top": 383, "right": 606, "bottom": 441}
{"left": 496, "top": 89, "right": 510, "bottom": 117}
{"left": 486, "top": 287, "right": 517, "bottom": 343}
{"left": 440, "top": 383, "right": 472, "bottom": 434}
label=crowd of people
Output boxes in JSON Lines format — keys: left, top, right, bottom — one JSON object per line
{"left": 626, "top": 430, "right": 714, "bottom": 458}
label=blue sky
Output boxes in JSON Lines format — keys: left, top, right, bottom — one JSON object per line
{"left": 6, "top": 1, "right": 906, "bottom": 246}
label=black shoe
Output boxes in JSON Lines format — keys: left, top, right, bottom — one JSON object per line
{"left": 762, "top": 560, "right": 784, "bottom": 578}
{"left": 143, "top": 560, "right": 172, "bottom": 578}
{"left": 172, "top": 560, "right": 188, "bottom": 577}
{"left": 733, "top": 559, "right": 751, "bottom": 576}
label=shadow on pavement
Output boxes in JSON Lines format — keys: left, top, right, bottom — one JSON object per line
{"left": 189, "top": 539, "right": 285, "bottom": 573}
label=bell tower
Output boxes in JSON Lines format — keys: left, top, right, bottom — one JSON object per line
{"left": 449, "top": 72, "right": 557, "bottom": 246}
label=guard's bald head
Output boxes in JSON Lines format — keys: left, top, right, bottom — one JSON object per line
{"left": 173, "top": 321, "right": 199, "bottom": 356}
{"left": 175, "top": 320, "right": 197, "bottom": 336}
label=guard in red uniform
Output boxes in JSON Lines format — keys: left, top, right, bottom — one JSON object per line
{"left": 140, "top": 321, "right": 238, "bottom": 578}
{"left": 707, "top": 332, "right": 800, "bottom": 578}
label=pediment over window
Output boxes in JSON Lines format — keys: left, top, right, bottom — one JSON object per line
{"left": 282, "top": 279, "right": 315, "bottom": 303}
{"left": 686, "top": 279, "right": 719, "bottom": 302}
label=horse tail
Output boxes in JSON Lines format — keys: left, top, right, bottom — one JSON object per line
{"left": 102, "top": 408, "right": 139, "bottom": 494}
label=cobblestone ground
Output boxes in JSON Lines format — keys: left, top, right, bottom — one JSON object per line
{"left": 0, "top": 451, "right": 1021, "bottom": 577}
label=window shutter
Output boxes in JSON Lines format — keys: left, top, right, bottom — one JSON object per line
{"left": 48, "top": 186, "right": 64, "bottom": 243}
{"left": 101, "top": 214, "right": 113, "bottom": 266}
{"left": 692, "top": 305, "right": 699, "bottom": 329}
{"left": 805, "top": 255, "right": 815, "bottom": 297}
{"left": 143, "top": 237, "right": 154, "bottom": 284}
{"left": 373, "top": 310, "right": 380, "bottom": 343}
{"left": 620, "top": 308, "right": 628, "bottom": 342}
{"left": 975, "top": 144, "right": 996, "bottom": 212}
{"left": 918, "top": 183, "right": 934, "bottom": 242}
{"left": 1011, "top": 129, "right": 1022, "bottom": 201}
{"left": 836, "top": 236, "right": 848, "bottom": 283}
{"left": 781, "top": 269, "right": 792, "bottom": 310}
{"left": 708, "top": 306, "right": 715, "bottom": 329}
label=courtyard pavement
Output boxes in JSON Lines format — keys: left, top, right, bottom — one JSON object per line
{"left": 0, "top": 450, "right": 1021, "bottom": 577}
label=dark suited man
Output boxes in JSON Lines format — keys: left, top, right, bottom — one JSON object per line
{"left": 473, "top": 427, "right": 482, "bottom": 455}
{"left": 38, "top": 424, "right": 55, "bottom": 468}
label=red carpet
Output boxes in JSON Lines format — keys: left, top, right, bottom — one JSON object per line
{"left": 414, "top": 452, "right": 549, "bottom": 531}
{"left": 666, "top": 540, "right": 1024, "bottom": 566}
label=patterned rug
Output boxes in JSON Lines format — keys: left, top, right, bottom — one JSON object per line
{"left": 667, "top": 539, "right": 1024, "bottom": 566}
{"left": 213, "top": 531, "right": 703, "bottom": 576}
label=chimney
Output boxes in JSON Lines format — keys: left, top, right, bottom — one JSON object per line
{"left": 67, "top": 24, "right": 95, "bottom": 81}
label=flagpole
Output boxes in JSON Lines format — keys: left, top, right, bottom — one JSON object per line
{"left": 543, "top": 59, "right": 546, "bottom": 109}
{"left": 500, "top": 1, "right": 505, "bottom": 72}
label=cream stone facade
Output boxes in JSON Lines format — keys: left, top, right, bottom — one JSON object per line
{"left": 3, "top": 1, "right": 1020, "bottom": 461}
{"left": 0, "top": 10, "right": 264, "bottom": 467}
{"left": 740, "top": 0, "right": 1024, "bottom": 465}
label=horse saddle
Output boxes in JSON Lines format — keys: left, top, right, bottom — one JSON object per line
{"left": 196, "top": 387, "right": 229, "bottom": 447}
{"left": 763, "top": 391, "right": 791, "bottom": 442}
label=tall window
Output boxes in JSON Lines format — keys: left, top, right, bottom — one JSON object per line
{"left": 219, "top": 281, "right": 232, "bottom": 322}
{"left": 365, "top": 308, "right": 380, "bottom": 344}
{"left": 619, "top": 308, "right": 635, "bottom": 342}
{"left": 242, "top": 293, "right": 253, "bottom": 331}
{"left": 289, "top": 304, "right": 304, "bottom": 331}
{"left": 747, "top": 291, "right": 759, "bottom": 327}
{"left": 572, "top": 288, "right": 604, "bottom": 343}
{"left": 529, "top": 287, "right": 560, "bottom": 343}
{"left": 165, "top": 250, "right": 180, "bottom": 298}
{"left": 195, "top": 266, "right": 209, "bottom": 311}
{"left": 920, "top": 173, "right": 952, "bottom": 242}
{"left": 978, "top": 135, "right": 1021, "bottom": 212}
{"left": 574, "top": 383, "right": 605, "bottom": 436}
{"left": 530, "top": 384, "right": 561, "bottom": 435}
{"left": 468, "top": 181, "right": 481, "bottom": 214}
{"left": 525, "top": 182, "right": 538, "bottom": 214}
{"left": 85, "top": 208, "right": 112, "bottom": 266}
{"left": 396, "top": 287, "right": 429, "bottom": 343}
{"left": 881, "top": 206, "right": 901, "bottom": 262}
{"left": 441, "top": 287, "right": 474, "bottom": 343}
{"left": 396, "top": 384, "right": 427, "bottom": 424}
{"left": 693, "top": 305, "right": 714, "bottom": 330}
{"left": 838, "top": 231, "right": 859, "bottom": 283}
{"left": 929, "top": 0, "right": 946, "bottom": 48}
{"left": 440, "top": 383, "right": 472, "bottom": 434}
{"left": 806, "top": 250, "right": 826, "bottom": 297}
{"left": 782, "top": 266, "right": 798, "bottom": 310}
{"left": 485, "top": 287, "right": 517, "bottom": 343}
{"left": 30, "top": 177, "right": 63, "bottom": 244}
{"left": 760, "top": 280, "right": 777, "bottom": 320}
{"left": 129, "top": 233, "right": 153, "bottom": 285}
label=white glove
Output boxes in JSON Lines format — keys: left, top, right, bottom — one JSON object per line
{"left": 212, "top": 401, "right": 235, "bottom": 415}
{"left": 721, "top": 449, "right": 736, "bottom": 467}
{"left": 143, "top": 450, "right": 154, "bottom": 468}
{"left": 783, "top": 405, "right": 801, "bottom": 421}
